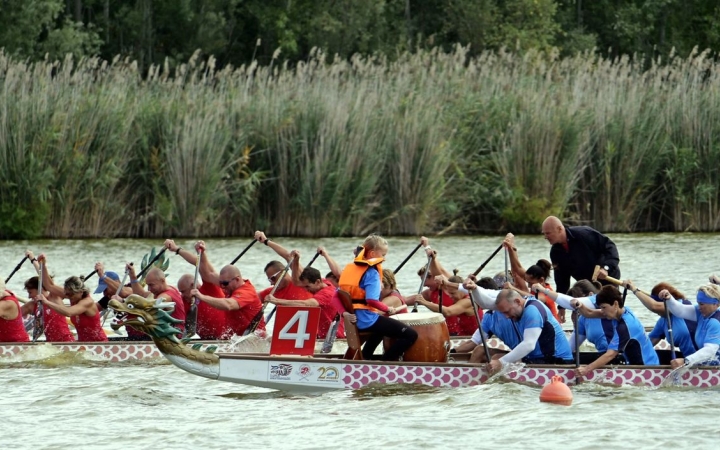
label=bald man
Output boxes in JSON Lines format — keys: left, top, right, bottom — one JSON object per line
{"left": 128, "top": 265, "right": 186, "bottom": 335}
{"left": 190, "top": 241, "right": 265, "bottom": 336}
{"left": 541, "top": 216, "right": 620, "bottom": 295}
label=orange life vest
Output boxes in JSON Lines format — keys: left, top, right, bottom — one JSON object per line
{"left": 338, "top": 249, "right": 384, "bottom": 314}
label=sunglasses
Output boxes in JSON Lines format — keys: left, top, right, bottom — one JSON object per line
{"left": 219, "top": 276, "right": 238, "bottom": 287}
{"left": 267, "top": 270, "right": 283, "bottom": 284}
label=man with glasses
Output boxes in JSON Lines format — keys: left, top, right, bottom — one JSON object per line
{"left": 190, "top": 241, "right": 265, "bottom": 336}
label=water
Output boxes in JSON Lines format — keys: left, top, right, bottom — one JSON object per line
{"left": 2, "top": 233, "right": 720, "bottom": 449}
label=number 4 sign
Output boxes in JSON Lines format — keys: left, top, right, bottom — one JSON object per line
{"left": 270, "top": 306, "right": 321, "bottom": 356}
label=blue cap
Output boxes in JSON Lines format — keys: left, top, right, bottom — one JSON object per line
{"left": 95, "top": 271, "right": 120, "bottom": 294}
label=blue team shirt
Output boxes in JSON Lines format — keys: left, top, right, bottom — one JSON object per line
{"left": 649, "top": 315, "right": 697, "bottom": 357}
{"left": 481, "top": 311, "right": 520, "bottom": 349}
{"left": 608, "top": 308, "right": 659, "bottom": 364}
{"left": 514, "top": 298, "right": 572, "bottom": 360}
{"left": 578, "top": 315, "right": 614, "bottom": 353}
{"left": 694, "top": 307, "right": 720, "bottom": 357}
{"left": 355, "top": 267, "right": 381, "bottom": 330}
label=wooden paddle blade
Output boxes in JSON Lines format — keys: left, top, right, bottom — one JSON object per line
{"left": 337, "top": 289, "right": 354, "bottom": 313}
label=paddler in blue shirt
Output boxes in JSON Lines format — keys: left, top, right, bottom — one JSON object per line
{"left": 575, "top": 285, "right": 659, "bottom": 378}
{"left": 465, "top": 282, "right": 573, "bottom": 372}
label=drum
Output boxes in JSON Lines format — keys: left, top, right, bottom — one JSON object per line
{"left": 384, "top": 312, "right": 450, "bottom": 362}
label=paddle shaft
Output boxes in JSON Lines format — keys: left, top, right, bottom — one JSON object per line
{"left": 230, "top": 239, "right": 258, "bottom": 265}
{"left": 573, "top": 309, "right": 580, "bottom": 384}
{"left": 32, "top": 263, "right": 44, "bottom": 342}
{"left": 246, "top": 256, "right": 296, "bottom": 335}
{"left": 473, "top": 244, "right": 503, "bottom": 277}
{"left": 438, "top": 289, "right": 443, "bottom": 315}
{"left": 469, "top": 292, "right": 492, "bottom": 363}
{"left": 504, "top": 247, "right": 509, "bottom": 283}
{"left": 5, "top": 256, "right": 28, "bottom": 284}
{"left": 393, "top": 243, "right": 423, "bottom": 274}
{"left": 183, "top": 252, "right": 203, "bottom": 339}
{"left": 664, "top": 300, "right": 677, "bottom": 361}
{"left": 83, "top": 270, "right": 97, "bottom": 282}
{"left": 411, "top": 255, "right": 433, "bottom": 313}
{"left": 306, "top": 251, "right": 321, "bottom": 268}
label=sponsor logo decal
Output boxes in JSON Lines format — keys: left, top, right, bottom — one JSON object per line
{"left": 269, "top": 363, "right": 293, "bottom": 380}
{"left": 317, "top": 366, "right": 340, "bottom": 382}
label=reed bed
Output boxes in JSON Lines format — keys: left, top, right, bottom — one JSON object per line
{"left": 1, "top": 47, "right": 719, "bottom": 238}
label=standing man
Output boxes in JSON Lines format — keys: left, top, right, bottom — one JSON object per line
{"left": 541, "top": 216, "right": 620, "bottom": 295}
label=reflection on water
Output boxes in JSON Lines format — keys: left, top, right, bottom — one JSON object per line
{"left": 351, "top": 382, "right": 441, "bottom": 400}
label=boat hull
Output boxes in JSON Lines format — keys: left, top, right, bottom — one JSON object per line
{"left": 213, "top": 353, "right": 720, "bottom": 392}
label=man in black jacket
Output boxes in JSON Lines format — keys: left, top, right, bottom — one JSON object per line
{"left": 541, "top": 216, "right": 621, "bottom": 295}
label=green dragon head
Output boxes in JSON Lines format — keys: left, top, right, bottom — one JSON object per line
{"left": 109, "top": 294, "right": 183, "bottom": 343}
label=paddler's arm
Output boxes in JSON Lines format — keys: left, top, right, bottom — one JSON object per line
{"left": 533, "top": 284, "right": 594, "bottom": 311}
{"left": 497, "top": 327, "right": 542, "bottom": 366}
{"left": 195, "top": 241, "right": 220, "bottom": 286}
{"left": 190, "top": 288, "right": 239, "bottom": 311}
{"left": 661, "top": 291, "right": 696, "bottom": 321}
{"left": 460, "top": 278, "right": 497, "bottom": 310}
{"left": 164, "top": 239, "right": 202, "bottom": 267}
{"left": 577, "top": 349, "right": 618, "bottom": 377}
{"left": 127, "top": 263, "right": 151, "bottom": 297}
{"left": 255, "top": 231, "right": 292, "bottom": 262}
{"left": 289, "top": 250, "right": 304, "bottom": 287}
{"left": 266, "top": 294, "right": 319, "bottom": 307}
{"left": 318, "top": 246, "right": 341, "bottom": 280}
{"left": 426, "top": 247, "right": 452, "bottom": 278}
{"left": 624, "top": 280, "right": 664, "bottom": 316}
{"left": 38, "top": 294, "right": 93, "bottom": 317}
{"left": 35, "top": 253, "right": 65, "bottom": 298}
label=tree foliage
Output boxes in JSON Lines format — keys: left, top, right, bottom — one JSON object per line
{"left": 1, "top": 0, "right": 719, "bottom": 67}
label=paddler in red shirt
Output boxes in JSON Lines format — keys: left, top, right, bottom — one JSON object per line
{"left": 190, "top": 241, "right": 265, "bottom": 336}
{"left": 163, "top": 239, "right": 231, "bottom": 340}
{"left": 266, "top": 249, "right": 345, "bottom": 339}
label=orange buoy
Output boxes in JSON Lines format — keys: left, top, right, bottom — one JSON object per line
{"left": 539, "top": 375, "right": 573, "bottom": 406}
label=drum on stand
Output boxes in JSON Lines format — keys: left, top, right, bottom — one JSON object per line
{"left": 384, "top": 312, "right": 450, "bottom": 362}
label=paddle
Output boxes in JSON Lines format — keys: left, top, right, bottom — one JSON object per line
{"left": 504, "top": 247, "right": 510, "bottom": 283}
{"left": 393, "top": 242, "right": 423, "bottom": 274}
{"left": 183, "top": 251, "right": 203, "bottom": 339}
{"left": 230, "top": 239, "right": 258, "bottom": 265}
{"left": 572, "top": 309, "right": 581, "bottom": 384}
{"left": 245, "top": 256, "right": 296, "bottom": 335}
{"left": 411, "top": 254, "right": 433, "bottom": 313}
{"left": 663, "top": 299, "right": 677, "bottom": 361}
{"left": 32, "top": 262, "right": 44, "bottom": 342}
{"left": 82, "top": 270, "right": 97, "bottom": 282}
{"left": 306, "top": 251, "right": 321, "bottom": 268}
{"left": 472, "top": 244, "right": 503, "bottom": 277}
{"left": 5, "top": 256, "right": 28, "bottom": 284}
{"left": 468, "top": 284, "right": 492, "bottom": 364}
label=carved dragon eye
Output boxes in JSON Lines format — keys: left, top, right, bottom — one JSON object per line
{"left": 127, "top": 304, "right": 135, "bottom": 309}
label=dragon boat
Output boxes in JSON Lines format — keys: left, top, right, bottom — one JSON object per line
{"left": 103, "top": 294, "right": 720, "bottom": 392}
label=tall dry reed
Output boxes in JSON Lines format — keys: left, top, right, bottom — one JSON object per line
{"left": 1, "top": 46, "right": 719, "bottom": 238}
